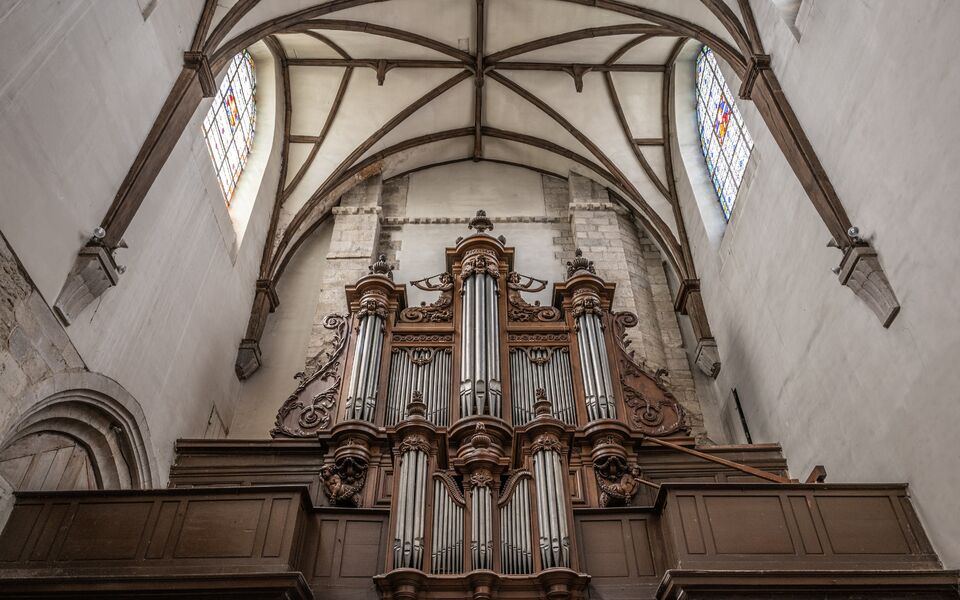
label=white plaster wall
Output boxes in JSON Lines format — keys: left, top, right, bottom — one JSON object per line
{"left": 231, "top": 221, "right": 333, "bottom": 438}
{"left": 0, "top": 0, "right": 284, "bottom": 480}
{"left": 673, "top": 0, "right": 960, "bottom": 567}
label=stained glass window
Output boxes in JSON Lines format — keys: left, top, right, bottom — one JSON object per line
{"left": 202, "top": 50, "right": 257, "bottom": 205}
{"left": 695, "top": 46, "right": 753, "bottom": 220}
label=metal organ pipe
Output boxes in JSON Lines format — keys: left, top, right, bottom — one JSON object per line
{"left": 500, "top": 475, "right": 533, "bottom": 574}
{"left": 509, "top": 348, "right": 576, "bottom": 425}
{"left": 386, "top": 349, "right": 452, "bottom": 427}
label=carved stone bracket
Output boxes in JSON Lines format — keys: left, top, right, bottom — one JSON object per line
{"left": 674, "top": 279, "right": 721, "bottom": 378}
{"left": 838, "top": 245, "right": 901, "bottom": 327}
{"left": 53, "top": 245, "right": 120, "bottom": 326}
{"left": 272, "top": 313, "right": 349, "bottom": 437}
{"left": 183, "top": 51, "right": 216, "bottom": 98}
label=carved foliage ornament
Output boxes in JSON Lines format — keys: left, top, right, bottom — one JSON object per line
{"left": 508, "top": 332, "right": 568, "bottom": 344}
{"left": 566, "top": 248, "right": 596, "bottom": 278}
{"left": 273, "top": 313, "right": 348, "bottom": 437}
{"left": 400, "top": 272, "right": 453, "bottom": 323}
{"left": 399, "top": 433, "right": 431, "bottom": 454}
{"left": 468, "top": 209, "right": 494, "bottom": 233}
{"left": 321, "top": 456, "right": 368, "bottom": 507}
{"left": 469, "top": 468, "right": 494, "bottom": 489}
{"left": 369, "top": 253, "right": 395, "bottom": 280}
{"left": 531, "top": 432, "right": 562, "bottom": 454}
{"left": 506, "top": 272, "right": 561, "bottom": 322}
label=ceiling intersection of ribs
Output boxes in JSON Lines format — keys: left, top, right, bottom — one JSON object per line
{"left": 200, "top": 0, "right": 750, "bottom": 282}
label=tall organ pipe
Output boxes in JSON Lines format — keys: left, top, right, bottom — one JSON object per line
{"left": 394, "top": 447, "right": 428, "bottom": 569}
{"left": 460, "top": 271, "right": 502, "bottom": 418}
{"left": 509, "top": 348, "right": 576, "bottom": 426}
{"left": 500, "top": 475, "right": 533, "bottom": 574}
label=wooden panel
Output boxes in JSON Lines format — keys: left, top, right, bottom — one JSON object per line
{"left": 0, "top": 503, "right": 42, "bottom": 561}
{"left": 314, "top": 519, "right": 339, "bottom": 577}
{"left": 30, "top": 503, "right": 69, "bottom": 561}
{"left": 703, "top": 495, "right": 793, "bottom": 554}
{"left": 580, "top": 520, "right": 629, "bottom": 577}
{"left": 174, "top": 499, "right": 264, "bottom": 558}
{"left": 789, "top": 495, "right": 823, "bottom": 554}
{"left": 629, "top": 518, "right": 656, "bottom": 576}
{"left": 145, "top": 501, "right": 180, "bottom": 559}
{"left": 59, "top": 501, "right": 153, "bottom": 560}
{"left": 263, "top": 498, "right": 291, "bottom": 558}
{"left": 817, "top": 496, "right": 910, "bottom": 554}
{"left": 340, "top": 520, "right": 384, "bottom": 577}
{"left": 677, "top": 495, "right": 705, "bottom": 554}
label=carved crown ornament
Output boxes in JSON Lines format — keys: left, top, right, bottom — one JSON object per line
{"left": 566, "top": 248, "right": 596, "bottom": 278}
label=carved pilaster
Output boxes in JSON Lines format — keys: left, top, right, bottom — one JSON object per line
{"left": 838, "top": 245, "right": 901, "bottom": 328}
{"left": 53, "top": 245, "right": 120, "bottom": 325}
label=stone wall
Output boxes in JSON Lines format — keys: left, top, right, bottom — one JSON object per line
{"left": 0, "top": 235, "right": 85, "bottom": 430}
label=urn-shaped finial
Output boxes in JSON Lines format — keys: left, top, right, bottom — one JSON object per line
{"left": 468, "top": 209, "right": 494, "bottom": 234}
{"left": 566, "top": 248, "right": 597, "bottom": 278}
{"left": 369, "top": 253, "right": 394, "bottom": 279}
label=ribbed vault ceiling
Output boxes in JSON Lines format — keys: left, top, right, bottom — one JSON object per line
{"left": 202, "top": 0, "right": 749, "bottom": 279}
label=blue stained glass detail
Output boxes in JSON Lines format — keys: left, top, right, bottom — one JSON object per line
{"left": 202, "top": 50, "right": 257, "bottom": 206}
{"left": 695, "top": 47, "right": 753, "bottom": 221}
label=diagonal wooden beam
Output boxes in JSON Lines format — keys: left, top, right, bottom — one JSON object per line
{"left": 474, "top": 0, "right": 486, "bottom": 159}
{"left": 302, "top": 31, "right": 352, "bottom": 59}
{"left": 490, "top": 61, "right": 664, "bottom": 73}
{"left": 189, "top": 0, "right": 220, "bottom": 53}
{"left": 605, "top": 34, "right": 655, "bottom": 65}
{"left": 487, "top": 24, "right": 670, "bottom": 63}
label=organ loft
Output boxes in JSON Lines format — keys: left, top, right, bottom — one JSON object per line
{"left": 0, "top": 212, "right": 955, "bottom": 599}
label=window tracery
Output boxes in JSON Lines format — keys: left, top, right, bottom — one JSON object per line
{"left": 202, "top": 50, "right": 257, "bottom": 205}
{"left": 696, "top": 46, "right": 753, "bottom": 220}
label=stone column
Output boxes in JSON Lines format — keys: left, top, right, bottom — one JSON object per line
{"left": 305, "top": 176, "right": 383, "bottom": 372}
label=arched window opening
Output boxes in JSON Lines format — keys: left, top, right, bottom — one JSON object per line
{"left": 202, "top": 49, "right": 257, "bottom": 206}
{"left": 695, "top": 47, "right": 753, "bottom": 221}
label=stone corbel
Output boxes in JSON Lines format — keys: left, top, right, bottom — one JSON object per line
{"left": 235, "top": 279, "right": 280, "bottom": 380}
{"left": 183, "top": 51, "right": 216, "bottom": 98}
{"left": 53, "top": 244, "right": 121, "bottom": 325}
{"left": 674, "top": 279, "right": 721, "bottom": 378}
{"left": 838, "top": 245, "right": 900, "bottom": 327}
{"left": 738, "top": 53, "right": 771, "bottom": 100}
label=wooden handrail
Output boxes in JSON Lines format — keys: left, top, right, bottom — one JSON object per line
{"left": 642, "top": 436, "right": 793, "bottom": 484}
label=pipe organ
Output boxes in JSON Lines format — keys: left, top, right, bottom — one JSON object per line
{"left": 3, "top": 213, "right": 953, "bottom": 600}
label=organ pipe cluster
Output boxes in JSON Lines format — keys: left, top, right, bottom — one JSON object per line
{"left": 470, "top": 476, "right": 494, "bottom": 569}
{"left": 345, "top": 311, "right": 386, "bottom": 421}
{"left": 430, "top": 475, "right": 464, "bottom": 574}
{"left": 499, "top": 473, "right": 534, "bottom": 574}
{"left": 393, "top": 440, "right": 429, "bottom": 569}
{"left": 533, "top": 440, "right": 571, "bottom": 568}
{"left": 387, "top": 348, "right": 452, "bottom": 426}
{"left": 575, "top": 310, "right": 617, "bottom": 420}
{"left": 509, "top": 347, "right": 576, "bottom": 425}
{"left": 459, "top": 263, "right": 503, "bottom": 418}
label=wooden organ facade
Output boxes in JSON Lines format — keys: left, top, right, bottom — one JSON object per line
{"left": 0, "top": 212, "right": 957, "bottom": 599}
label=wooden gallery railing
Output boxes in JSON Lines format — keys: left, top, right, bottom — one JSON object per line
{"left": 270, "top": 210, "right": 700, "bottom": 592}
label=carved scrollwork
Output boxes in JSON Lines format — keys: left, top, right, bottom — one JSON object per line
{"left": 460, "top": 248, "right": 501, "bottom": 282}
{"left": 272, "top": 313, "right": 349, "bottom": 437}
{"left": 508, "top": 332, "right": 569, "bottom": 344}
{"left": 321, "top": 456, "right": 368, "bottom": 507}
{"left": 506, "top": 272, "right": 561, "bottom": 322}
{"left": 400, "top": 272, "right": 453, "bottom": 323}
{"left": 613, "top": 310, "right": 689, "bottom": 437}
{"left": 498, "top": 469, "right": 532, "bottom": 502}
{"left": 434, "top": 470, "right": 466, "bottom": 504}
{"left": 392, "top": 333, "right": 453, "bottom": 344}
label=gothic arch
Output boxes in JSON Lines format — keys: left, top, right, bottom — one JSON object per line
{"left": 1, "top": 372, "right": 158, "bottom": 491}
